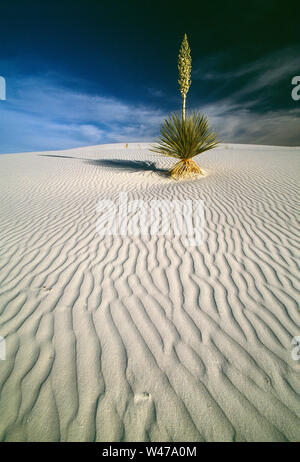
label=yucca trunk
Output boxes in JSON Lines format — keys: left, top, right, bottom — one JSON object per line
{"left": 170, "top": 158, "right": 203, "bottom": 179}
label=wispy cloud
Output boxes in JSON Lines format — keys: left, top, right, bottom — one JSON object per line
{"left": 0, "top": 76, "right": 166, "bottom": 153}
{"left": 191, "top": 46, "right": 300, "bottom": 145}
{"left": 146, "top": 87, "right": 165, "bottom": 98}
{"left": 1, "top": 49, "right": 300, "bottom": 154}
{"left": 202, "top": 103, "right": 300, "bottom": 145}
{"left": 194, "top": 47, "right": 300, "bottom": 84}
{"left": 192, "top": 46, "right": 300, "bottom": 107}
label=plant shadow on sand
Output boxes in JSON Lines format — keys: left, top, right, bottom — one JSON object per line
{"left": 86, "top": 159, "right": 169, "bottom": 177}
{"left": 39, "top": 155, "right": 169, "bottom": 177}
{"left": 39, "top": 154, "right": 80, "bottom": 159}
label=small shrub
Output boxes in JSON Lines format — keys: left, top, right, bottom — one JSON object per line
{"left": 150, "top": 112, "right": 218, "bottom": 179}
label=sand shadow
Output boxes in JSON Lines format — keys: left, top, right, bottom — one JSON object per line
{"left": 85, "top": 159, "right": 169, "bottom": 177}
{"left": 38, "top": 155, "right": 169, "bottom": 177}
{"left": 39, "top": 154, "right": 80, "bottom": 159}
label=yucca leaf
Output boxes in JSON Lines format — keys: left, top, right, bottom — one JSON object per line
{"left": 150, "top": 112, "right": 219, "bottom": 162}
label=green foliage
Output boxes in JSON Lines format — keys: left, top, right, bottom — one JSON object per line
{"left": 150, "top": 112, "right": 219, "bottom": 161}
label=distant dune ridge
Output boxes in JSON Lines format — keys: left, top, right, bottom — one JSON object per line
{"left": 0, "top": 142, "right": 299, "bottom": 442}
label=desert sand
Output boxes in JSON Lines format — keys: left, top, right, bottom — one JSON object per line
{"left": 0, "top": 142, "right": 299, "bottom": 442}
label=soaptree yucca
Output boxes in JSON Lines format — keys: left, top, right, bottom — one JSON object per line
{"left": 151, "top": 34, "right": 219, "bottom": 179}
{"left": 150, "top": 112, "right": 218, "bottom": 179}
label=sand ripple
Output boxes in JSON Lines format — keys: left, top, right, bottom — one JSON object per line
{"left": 0, "top": 143, "right": 299, "bottom": 441}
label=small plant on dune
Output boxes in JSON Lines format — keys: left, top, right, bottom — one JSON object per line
{"left": 151, "top": 34, "right": 219, "bottom": 179}
{"left": 151, "top": 111, "right": 219, "bottom": 179}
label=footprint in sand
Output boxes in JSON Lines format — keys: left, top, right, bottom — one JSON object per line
{"left": 134, "top": 392, "right": 151, "bottom": 403}
{"left": 124, "top": 392, "right": 156, "bottom": 440}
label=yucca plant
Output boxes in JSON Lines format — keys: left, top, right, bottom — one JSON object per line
{"left": 150, "top": 112, "right": 218, "bottom": 179}
{"left": 151, "top": 34, "right": 219, "bottom": 179}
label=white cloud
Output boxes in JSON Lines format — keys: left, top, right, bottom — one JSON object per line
{"left": 0, "top": 61, "right": 300, "bottom": 154}
{"left": 0, "top": 75, "right": 166, "bottom": 152}
{"left": 204, "top": 104, "right": 300, "bottom": 145}
{"left": 191, "top": 47, "right": 300, "bottom": 145}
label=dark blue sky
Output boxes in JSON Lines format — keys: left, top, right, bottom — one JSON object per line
{"left": 0, "top": 0, "right": 300, "bottom": 153}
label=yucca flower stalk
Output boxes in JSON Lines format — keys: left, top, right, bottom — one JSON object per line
{"left": 150, "top": 112, "right": 219, "bottom": 179}
{"left": 178, "top": 34, "right": 191, "bottom": 122}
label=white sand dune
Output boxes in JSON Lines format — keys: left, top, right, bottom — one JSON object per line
{"left": 0, "top": 142, "right": 299, "bottom": 442}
